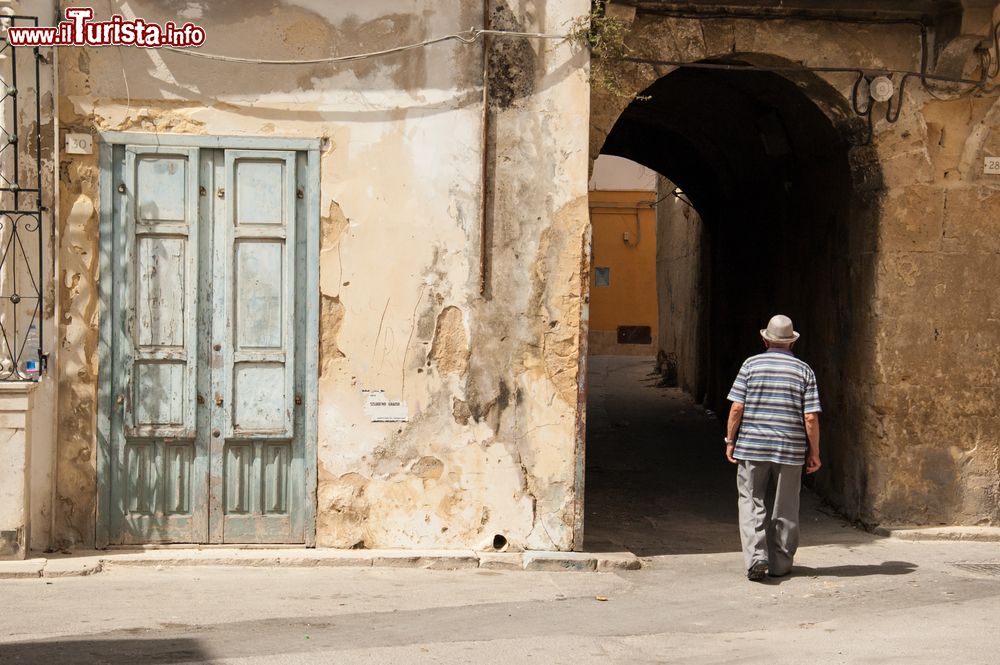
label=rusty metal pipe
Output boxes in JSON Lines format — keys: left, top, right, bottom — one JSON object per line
{"left": 478, "top": 0, "right": 491, "bottom": 298}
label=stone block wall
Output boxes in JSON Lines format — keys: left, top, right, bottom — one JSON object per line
{"left": 861, "top": 92, "right": 1000, "bottom": 525}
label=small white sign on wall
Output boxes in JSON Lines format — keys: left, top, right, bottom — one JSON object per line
{"left": 985, "top": 156, "right": 1000, "bottom": 175}
{"left": 363, "top": 390, "right": 408, "bottom": 422}
{"left": 65, "top": 133, "right": 93, "bottom": 155}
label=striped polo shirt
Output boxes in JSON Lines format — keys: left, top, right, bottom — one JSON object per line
{"left": 727, "top": 348, "right": 821, "bottom": 465}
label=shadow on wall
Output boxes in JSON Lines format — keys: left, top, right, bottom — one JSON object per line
{"left": 74, "top": 1, "right": 560, "bottom": 114}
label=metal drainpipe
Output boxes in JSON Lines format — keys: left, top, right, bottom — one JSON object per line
{"left": 48, "top": 0, "right": 61, "bottom": 553}
{"left": 478, "top": 0, "right": 491, "bottom": 298}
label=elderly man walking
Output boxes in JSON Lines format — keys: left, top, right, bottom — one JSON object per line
{"left": 725, "top": 315, "right": 822, "bottom": 581}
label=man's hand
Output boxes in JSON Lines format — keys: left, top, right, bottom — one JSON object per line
{"left": 805, "top": 453, "right": 822, "bottom": 474}
{"left": 725, "top": 443, "right": 737, "bottom": 464}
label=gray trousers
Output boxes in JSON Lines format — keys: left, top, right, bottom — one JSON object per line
{"left": 737, "top": 460, "right": 802, "bottom": 575}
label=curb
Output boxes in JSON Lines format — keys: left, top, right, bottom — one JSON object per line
{"left": 0, "top": 548, "right": 641, "bottom": 579}
{"left": 873, "top": 526, "right": 1000, "bottom": 542}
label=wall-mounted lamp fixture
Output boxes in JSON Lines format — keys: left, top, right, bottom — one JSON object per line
{"left": 869, "top": 76, "right": 895, "bottom": 102}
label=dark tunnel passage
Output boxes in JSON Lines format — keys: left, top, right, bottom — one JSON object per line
{"left": 584, "top": 58, "right": 881, "bottom": 554}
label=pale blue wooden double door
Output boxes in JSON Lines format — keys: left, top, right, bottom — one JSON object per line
{"left": 105, "top": 144, "right": 312, "bottom": 544}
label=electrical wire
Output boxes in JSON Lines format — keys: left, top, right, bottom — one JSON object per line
{"left": 619, "top": 56, "right": 993, "bottom": 89}
{"left": 161, "top": 28, "right": 566, "bottom": 65}
{"left": 850, "top": 71, "right": 873, "bottom": 116}
{"left": 642, "top": 190, "right": 693, "bottom": 209}
{"left": 846, "top": 72, "right": 875, "bottom": 146}
{"left": 977, "top": 20, "right": 1000, "bottom": 94}
{"left": 154, "top": 15, "right": 1000, "bottom": 105}
{"left": 884, "top": 74, "right": 913, "bottom": 123}
{"left": 629, "top": 4, "right": 931, "bottom": 28}
{"left": 619, "top": 7, "right": 1000, "bottom": 100}
{"left": 983, "top": 20, "right": 1000, "bottom": 79}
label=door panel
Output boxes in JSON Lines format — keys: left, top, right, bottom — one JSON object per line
{"left": 109, "top": 144, "right": 310, "bottom": 545}
{"left": 222, "top": 150, "right": 297, "bottom": 439}
{"left": 125, "top": 442, "right": 155, "bottom": 513}
{"left": 164, "top": 442, "right": 195, "bottom": 514}
{"left": 217, "top": 440, "right": 294, "bottom": 543}
{"left": 135, "top": 237, "right": 187, "bottom": 348}
{"left": 112, "top": 145, "right": 205, "bottom": 544}
{"left": 232, "top": 363, "right": 287, "bottom": 429}
{"left": 210, "top": 149, "right": 302, "bottom": 544}
{"left": 235, "top": 242, "right": 284, "bottom": 349}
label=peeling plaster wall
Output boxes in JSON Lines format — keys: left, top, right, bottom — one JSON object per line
{"left": 54, "top": 0, "right": 590, "bottom": 549}
{"left": 591, "top": 12, "right": 1000, "bottom": 527}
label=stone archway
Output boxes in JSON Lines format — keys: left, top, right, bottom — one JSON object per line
{"left": 581, "top": 51, "right": 884, "bottom": 550}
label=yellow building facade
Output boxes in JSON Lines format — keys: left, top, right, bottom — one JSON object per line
{"left": 588, "top": 190, "right": 658, "bottom": 356}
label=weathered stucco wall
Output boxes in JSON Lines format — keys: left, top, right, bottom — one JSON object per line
{"left": 591, "top": 10, "right": 1000, "bottom": 527}
{"left": 50, "top": 0, "right": 1000, "bottom": 548}
{"left": 654, "top": 176, "right": 704, "bottom": 399}
{"left": 54, "top": 0, "right": 589, "bottom": 549}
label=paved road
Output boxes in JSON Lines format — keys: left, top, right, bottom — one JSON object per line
{"left": 2, "top": 356, "right": 997, "bottom": 664}
{"left": 2, "top": 542, "right": 1000, "bottom": 664}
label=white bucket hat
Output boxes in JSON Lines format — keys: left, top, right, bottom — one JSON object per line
{"left": 760, "top": 314, "right": 800, "bottom": 343}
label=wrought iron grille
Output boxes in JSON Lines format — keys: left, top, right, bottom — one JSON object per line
{"left": 0, "top": 16, "right": 44, "bottom": 381}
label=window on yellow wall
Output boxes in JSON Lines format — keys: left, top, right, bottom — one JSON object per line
{"left": 595, "top": 267, "right": 610, "bottom": 287}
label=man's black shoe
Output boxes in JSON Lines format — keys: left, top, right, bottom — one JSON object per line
{"left": 747, "top": 562, "right": 768, "bottom": 581}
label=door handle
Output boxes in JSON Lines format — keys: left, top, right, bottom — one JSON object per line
{"left": 214, "top": 394, "right": 224, "bottom": 406}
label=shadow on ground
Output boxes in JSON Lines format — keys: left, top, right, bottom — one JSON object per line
{"left": 762, "top": 560, "right": 918, "bottom": 585}
{"left": 0, "top": 639, "right": 209, "bottom": 664}
{"left": 583, "top": 355, "right": 874, "bottom": 557}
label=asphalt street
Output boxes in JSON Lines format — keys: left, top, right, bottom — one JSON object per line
{"left": 2, "top": 356, "right": 997, "bottom": 664}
